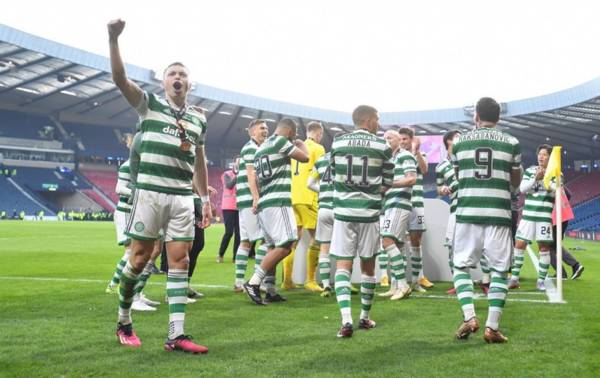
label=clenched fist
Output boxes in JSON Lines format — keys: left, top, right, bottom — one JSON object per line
{"left": 107, "top": 19, "right": 126, "bottom": 40}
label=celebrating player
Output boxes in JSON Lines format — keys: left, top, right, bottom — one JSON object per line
{"left": 435, "top": 131, "right": 461, "bottom": 294}
{"left": 284, "top": 122, "right": 326, "bottom": 291}
{"left": 307, "top": 151, "right": 334, "bottom": 297}
{"left": 436, "top": 130, "right": 460, "bottom": 271}
{"left": 378, "top": 129, "right": 417, "bottom": 301}
{"left": 106, "top": 145, "right": 160, "bottom": 311}
{"left": 243, "top": 119, "right": 309, "bottom": 304}
{"left": 451, "top": 97, "right": 522, "bottom": 343}
{"left": 108, "top": 19, "right": 211, "bottom": 353}
{"left": 509, "top": 144, "right": 556, "bottom": 291}
{"left": 437, "top": 130, "right": 492, "bottom": 294}
{"left": 405, "top": 130, "right": 434, "bottom": 292}
{"left": 330, "top": 105, "right": 394, "bottom": 338}
{"left": 233, "top": 120, "right": 270, "bottom": 292}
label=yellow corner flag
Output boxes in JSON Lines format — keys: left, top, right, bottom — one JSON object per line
{"left": 543, "top": 146, "right": 562, "bottom": 190}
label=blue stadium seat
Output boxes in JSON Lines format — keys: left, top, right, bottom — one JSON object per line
{"left": 62, "top": 123, "right": 131, "bottom": 159}
{"left": 0, "top": 109, "right": 56, "bottom": 140}
{"left": 568, "top": 196, "right": 600, "bottom": 231}
{"left": 0, "top": 175, "right": 51, "bottom": 215}
{"left": 9, "top": 166, "right": 91, "bottom": 193}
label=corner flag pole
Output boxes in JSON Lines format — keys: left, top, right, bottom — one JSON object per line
{"left": 555, "top": 165, "right": 563, "bottom": 303}
{"left": 544, "top": 146, "right": 563, "bottom": 302}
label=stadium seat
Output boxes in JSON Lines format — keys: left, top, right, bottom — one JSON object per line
{"left": 569, "top": 196, "right": 600, "bottom": 232}
{"left": 62, "top": 122, "right": 131, "bottom": 159}
{"left": 0, "top": 175, "right": 53, "bottom": 216}
{"left": 566, "top": 172, "right": 600, "bottom": 206}
{"left": 0, "top": 109, "right": 57, "bottom": 140}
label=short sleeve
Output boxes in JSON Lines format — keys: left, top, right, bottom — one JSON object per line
{"left": 243, "top": 148, "right": 255, "bottom": 166}
{"left": 402, "top": 156, "right": 417, "bottom": 174}
{"left": 313, "top": 144, "right": 326, "bottom": 163}
{"left": 278, "top": 137, "right": 295, "bottom": 156}
{"left": 450, "top": 142, "right": 459, "bottom": 169}
{"left": 328, "top": 150, "right": 336, "bottom": 178}
{"left": 195, "top": 127, "right": 206, "bottom": 147}
{"left": 512, "top": 140, "right": 522, "bottom": 167}
{"left": 135, "top": 91, "right": 150, "bottom": 117}
{"left": 435, "top": 165, "right": 443, "bottom": 186}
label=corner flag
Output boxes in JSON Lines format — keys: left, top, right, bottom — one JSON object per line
{"left": 543, "top": 146, "right": 561, "bottom": 191}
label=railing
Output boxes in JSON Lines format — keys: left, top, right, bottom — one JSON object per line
{"left": 0, "top": 137, "right": 63, "bottom": 149}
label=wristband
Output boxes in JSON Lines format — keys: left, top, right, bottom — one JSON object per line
{"left": 201, "top": 195, "right": 210, "bottom": 204}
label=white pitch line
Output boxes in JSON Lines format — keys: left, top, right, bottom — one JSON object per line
{"left": 501, "top": 291, "right": 545, "bottom": 296}
{"left": 410, "top": 294, "right": 553, "bottom": 304}
{"left": 526, "top": 246, "right": 566, "bottom": 304}
{"left": 0, "top": 275, "right": 228, "bottom": 289}
{"left": 0, "top": 275, "right": 559, "bottom": 304}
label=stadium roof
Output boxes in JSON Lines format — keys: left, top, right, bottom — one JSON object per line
{"left": 0, "top": 23, "right": 599, "bottom": 161}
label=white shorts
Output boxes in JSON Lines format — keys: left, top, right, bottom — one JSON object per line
{"left": 126, "top": 189, "right": 194, "bottom": 242}
{"left": 239, "top": 208, "right": 264, "bottom": 243}
{"left": 516, "top": 219, "right": 553, "bottom": 244}
{"left": 380, "top": 207, "right": 411, "bottom": 245}
{"left": 315, "top": 208, "right": 334, "bottom": 244}
{"left": 114, "top": 210, "right": 131, "bottom": 246}
{"left": 409, "top": 206, "right": 426, "bottom": 232}
{"left": 330, "top": 219, "right": 380, "bottom": 261}
{"left": 445, "top": 212, "right": 456, "bottom": 246}
{"left": 257, "top": 206, "right": 298, "bottom": 248}
{"left": 453, "top": 223, "right": 512, "bottom": 272}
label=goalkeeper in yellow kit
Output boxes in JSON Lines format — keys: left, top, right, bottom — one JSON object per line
{"left": 282, "top": 121, "right": 325, "bottom": 291}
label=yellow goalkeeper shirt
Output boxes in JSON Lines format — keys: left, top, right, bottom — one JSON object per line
{"left": 291, "top": 138, "right": 325, "bottom": 206}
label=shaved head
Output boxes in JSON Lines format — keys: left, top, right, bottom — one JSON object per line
{"left": 383, "top": 130, "right": 401, "bottom": 152}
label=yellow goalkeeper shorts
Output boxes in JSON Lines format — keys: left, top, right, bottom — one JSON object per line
{"left": 293, "top": 204, "right": 318, "bottom": 230}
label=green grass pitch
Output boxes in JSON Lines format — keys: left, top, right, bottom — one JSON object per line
{"left": 0, "top": 220, "right": 598, "bottom": 377}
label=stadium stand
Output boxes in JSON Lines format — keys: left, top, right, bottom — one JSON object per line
{"left": 0, "top": 174, "right": 50, "bottom": 215}
{"left": 0, "top": 24, "right": 598, "bottom": 236}
{"left": 5, "top": 166, "right": 100, "bottom": 213}
{"left": 62, "top": 123, "right": 130, "bottom": 159}
{"left": 41, "top": 190, "right": 104, "bottom": 212}
{"left": 80, "top": 169, "right": 119, "bottom": 204}
{"left": 567, "top": 172, "right": 600, "bottom": 206}
{"left": 208, "top": 168, "right": 224, "bottom": 217}
{"left": 564, "top": 170, "right": 585, "bottom": 184}
{"left": 10, "top": 166, "right": 90, "bottom": 193}
{"left": 0, "top": 109, "right": 56, "bottom": 140}
{"left": 569, "top": 196, "right": 600, "bottom": 231}
{"left": 79, "top": 189, "right": 113, "bottom": 211}
{"left": 79, "top": 167, "right": 224, "bottom": 214}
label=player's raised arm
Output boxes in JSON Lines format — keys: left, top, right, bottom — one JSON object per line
{"left": 413, "top": 137, "right": 428, "bottom": 175}
{"left": 107, "top": 19, "right": 144, "bottom": 109}
{"left": 290, "top": 139, "right": 309, "bottom": 163}
{"left": 519, "top": 167, "right": 537, "bottom": 193}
